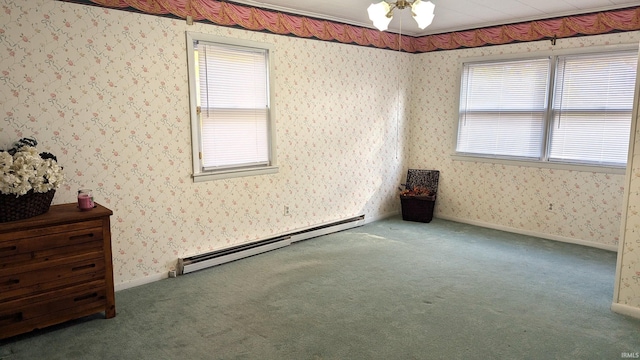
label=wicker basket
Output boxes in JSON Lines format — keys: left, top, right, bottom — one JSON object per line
{"left": 401, "top": 169, "right": 439, "bottom": 223}
{"left": 0, "top": 190, "right": 56, "bottom": 223}
{"left": 400, "top": 194, "right": 436, "bottom": 223}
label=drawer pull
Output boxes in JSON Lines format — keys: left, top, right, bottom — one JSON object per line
{"left": 0, "top": 312, "right": 23, "bottom": 326}
{"left": 69, "top": 233, "right": 95, "bottom": 241}
{"left": 2, "top": 278, "right": 20, "bottom": 286}
{"left": 71, "top": 263, "right": 96, "bottom": 272}
{"left": 74, "top": 293, "right": 98, "bottom": 302}
{"left": 0, "top": 245, "right": 17, "bottom": 253}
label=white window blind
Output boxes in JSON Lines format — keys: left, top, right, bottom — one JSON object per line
{"left": 457, "top": 58, "right": 550, "bottom": 159}
{"left": 456, "top": 49, "right": 638, "bottom": 169}
{"left": 197, "top": 41, "right": 270, "bottom": 170}
{"left": 549, "top": 51, "right": 637, "bottom": 166}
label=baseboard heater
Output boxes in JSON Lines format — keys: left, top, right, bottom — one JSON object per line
{"left": 177, "top": 214, "right": 365, "bottom": 275}
{"left": 288, "top": 214, "right": 365, "bottom": 243}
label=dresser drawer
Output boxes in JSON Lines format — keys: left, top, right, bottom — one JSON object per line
{"left": 0, "top": 240, "right": 103, "bottom": 270}
{"left": 0, "top": 253, "right": 105, "bottom": 302}
{"left": 0, "top": 220, "right": 104, "bottom": 258}
{"left": 0, "top": 280, "right": 107, "bottom": 339}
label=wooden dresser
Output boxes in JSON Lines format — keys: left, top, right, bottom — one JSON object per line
{"left": 0, "top": 203, "right": 115, "bottom": 339}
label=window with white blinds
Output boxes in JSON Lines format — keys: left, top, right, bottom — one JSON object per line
{"left": 456, "top": 49, "right": 637, "bottom": 168}
{"left": 187, "top": 33, "right": 277, "bottom": 181}
{"left": 549, "top": 51, "right": 637, "bottom": 166}
{"left": 457, "top": 59, "right": 550, "bottom": 159}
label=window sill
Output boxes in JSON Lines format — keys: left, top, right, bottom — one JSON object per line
{"left": 450, "top": 154, "right": 626, "bottom": 175}
{"left": 193, "top": 165, "right": 279, "bottom": 182}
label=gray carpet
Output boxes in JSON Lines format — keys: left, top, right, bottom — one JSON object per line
{"left": 2, "top": 217, "right": 639, "bottom": 359}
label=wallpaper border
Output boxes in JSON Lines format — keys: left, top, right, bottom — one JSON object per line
{"left": 57, "top": 0, "right": 640, "bottom": 53}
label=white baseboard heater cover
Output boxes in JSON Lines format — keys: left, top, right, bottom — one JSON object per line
{"left": 288, "top": 215, "right": 365, "bottom": 243}
{"left": 177, "top": 214, "right": 365, "bottom": 275}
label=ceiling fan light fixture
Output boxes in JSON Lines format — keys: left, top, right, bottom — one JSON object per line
{"left": 411, "top": 0, "right": 435, "bottom": 29}
{"left": 368, "top": 0, "right": 435, "bottom": 31}
{"left": 367, "top": 1, "right": 393, "bottom": 31}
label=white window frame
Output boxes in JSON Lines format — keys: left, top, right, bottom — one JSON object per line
{"left": 186, "top": 32, "right": 278, "bottom": 182}
{"left": 453, "top": 45, "right": 638, "bottom": 174}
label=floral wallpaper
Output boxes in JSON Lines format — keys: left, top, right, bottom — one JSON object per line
{"left": 1, "top": 0, "right": 639, "bottom": 313}
{"left": 0, "top": 0, "right": 410, "bottom": 287}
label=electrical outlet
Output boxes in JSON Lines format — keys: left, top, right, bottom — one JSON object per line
{"left": 284, "top": 205, "right": 290, "bottom": 216}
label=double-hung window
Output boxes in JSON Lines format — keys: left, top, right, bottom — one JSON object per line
{"left": 456, "top": 48, "right": 638, "bottom": 169}
{"left": 186, "top": 33, "right": 277, "bottom": 181}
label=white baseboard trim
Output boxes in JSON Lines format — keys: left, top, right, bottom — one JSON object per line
{"left": 436, "top": 214, "right": 618, "bottom": 252}
{"left": 114, "top": 272, "right": 167, "bottom": 292}
{"left": 611, "top": 302, "right": 640, "bottom": 320}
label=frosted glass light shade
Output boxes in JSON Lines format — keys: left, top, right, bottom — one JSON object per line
{"left": 411, "top": 0, "right": 435, "bottom": 29}
{"left": 368, "top": 2, "right": 392, "bottom": 31}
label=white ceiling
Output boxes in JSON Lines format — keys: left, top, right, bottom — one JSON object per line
{"left": 230, "top": 0, "right": 639, "bottom": 36}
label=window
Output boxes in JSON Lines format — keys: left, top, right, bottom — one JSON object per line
{"left": 456, "top": 49, "right": 637, "bottom": 168}
{"left": 457, "top": 59, "right": 550, "bottom": 159}
{"left": 549, "top": 53, "right": 636, "bottom": 165}
{"left": 186, "top": 33, "right": 277, "bottom": 181}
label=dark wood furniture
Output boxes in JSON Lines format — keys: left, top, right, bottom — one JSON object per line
{"left": 0, "top": 203, "right": 115, "bottom": 339}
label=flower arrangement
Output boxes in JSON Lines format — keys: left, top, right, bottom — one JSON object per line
{"left": 0, "top": 137, "right": 65, "bottom": 197}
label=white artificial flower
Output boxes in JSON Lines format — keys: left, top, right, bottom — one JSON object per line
{"left": 0, "top": 152, "right": 13, "bottom": 172}
{"left": 22, "top": 146, "right": 39, "bottom": 157}
{"left": 0, "top": 140, "right": 65, "bottom": 196}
